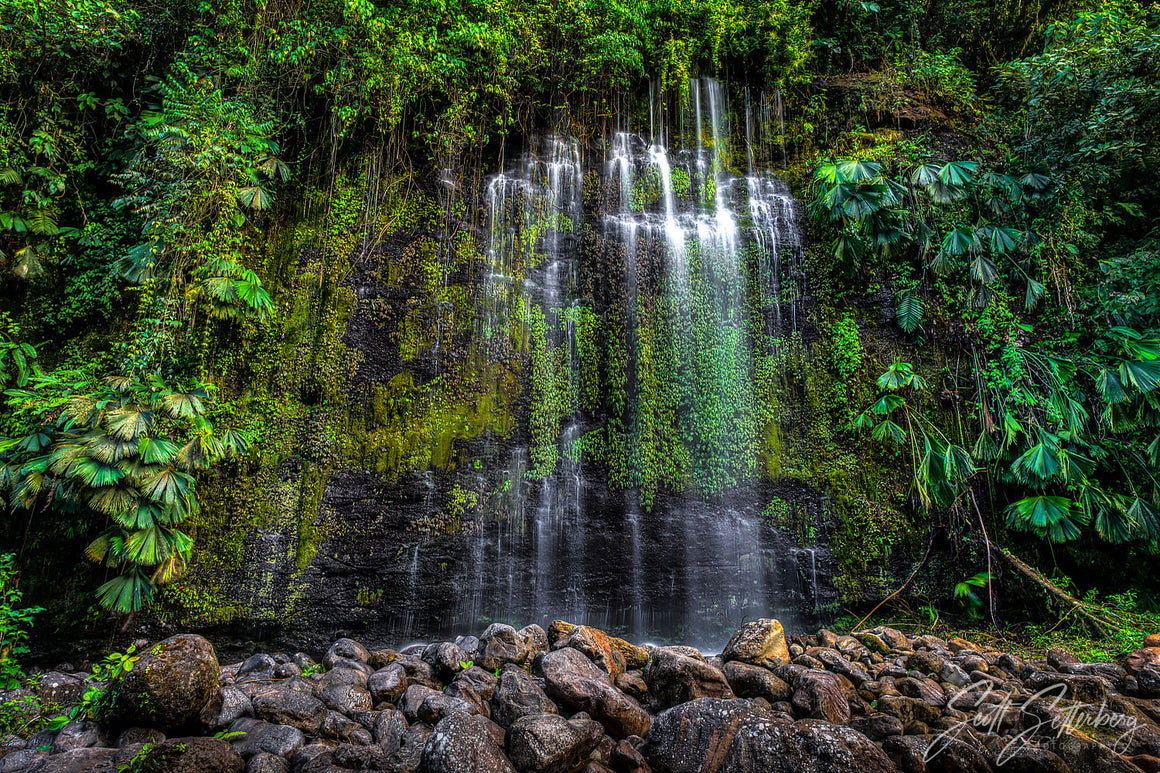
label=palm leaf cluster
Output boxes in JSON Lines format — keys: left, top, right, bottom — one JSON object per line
{"left": 0, "top": 372, "right": 247, "bottom": 612}
{"left": 856, "top": 333, "right": 1160, "bottom": 549}
{"left": 810, "top": 158, "right": 1049, "bottom": 331}
{"left": 978, "top": 331, "right": 1160, "bottom": 544}
{"left": 853, "top": 359, "right": 975, "bottom": 511}
{"left": 112, "top": 75, "right": 281, "bottom": 323}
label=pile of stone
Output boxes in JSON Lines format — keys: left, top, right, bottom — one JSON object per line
{"left": 3, "top": 621, "right": 1160, "bottom": 773}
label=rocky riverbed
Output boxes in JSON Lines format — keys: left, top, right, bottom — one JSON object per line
{"left": 4, "top": 620, "right": 1160, "bottom": 772}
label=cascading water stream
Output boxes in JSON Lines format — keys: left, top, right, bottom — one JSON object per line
{"left": 436, "top": 79, "right": 817, "bottom": 647}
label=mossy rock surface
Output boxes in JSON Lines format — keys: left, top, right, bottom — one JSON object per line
{"left": 101, "top": 634, "right": 219, "bottom": 731}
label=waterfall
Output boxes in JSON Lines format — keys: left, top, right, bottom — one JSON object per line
{"left": 433, "top": 79, "right": 814, "bottom": 647}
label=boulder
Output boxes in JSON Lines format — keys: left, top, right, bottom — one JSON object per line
{"left": 813, "top": 649, "right": 872, "bottom": 687}
{"left": 614, "top": 671, "right": 649, "bottom": 703}
{"left": 333, "top": 743, "right": 388, "bottom": 769}
{"left": 722, "top": 661, "right": 792, "bottom": 703}
{"left": 319, "top": 683, "right": 372, "bottom": 715}
{"left": 479, "top": 624, "right": 533, "bottom": 672}
{"left": 419, "top": 711, "right": 516, "bottom": 773}
{"left": 30, "top": 748, "right": 117, "bottom": 772}
{"left": 491, "top": 666, "right": 558, "bottom": 728}
{"left": 368, "top": 663, "right": 409, "bottom": 704}
{"left": 445, "top": 667, "right": 498, "bottom": 714}
{"left": 645, "top": 649, "right": 733, "bottom": 708}
{"left": 518, "top": 626, "right": 549, "bottom": 655}
{"left": 318, "top": 667, "right": 369, "bottom": 689}
{"left": 646, "top": 698, "right": 756, "bottom": 773}
{"left": 320, "top": 709, "right": 371, "bottom": 742}
{"left": 1051, "top": 729, "right": 1146, "bottom": 773}
{"left": 728, "top": 719, "right": 895, "bottom": 773}
{"left": 246, "top": 752, "right": 291, "bottom": 773}
{"left": 200, "top": 686, "right": 254, "bottom": 731}
{"left": 239, "top": 655, "right": 276, "bottom": 678}
{"left": 877, "top": 695, "right": 941, "bottom": 726}
{"left": 251, "top": 687, "right": 327, "bottom": 734}
{"left": 325, "top": 638, "right": 372, "bottom": 672}
{"left": 230, "top": 718, "right": 305, "bottom": 759}
{"left": 419, "top": 693, "right": 481, "bottom": 725}
{"left": 424, "top": 642, "right": 470, "bottom": 681}
{"left": 400, "top": 684, "right": 443, "bottom": 723}
{"left": 538, "top": 648, "right": 650, "bottom": 738}
{"left": 390, "top": 722, "right": 434, "bottom": 772}
{"left": 374, "top": 708, "right": 409, "bottom": 753}
{"left": 721, "top": 620, "right": 790, "bottom": 668}
{"left": 115, "top": 728, "right": 165, "bottom": 748}
{"left": 99, "top": 634, "right": 219, "bottom": 731}
{"left": 1026, "top": 672, "right": 1110, "bottom": 704}
{"left": 557, "top": 626, "right": 627, "bottom": 678}
{"left": 1137, "top": 664, "right": 1160, "bottom": 697}
{"left": 132, "top": 736, "right": 245, "bottom": 773}
{"left": 0, "top": 749, "right": 47, "bottom": 772}
{"left": 506, "top": 713, "right": 605, "bottom": 773}
{"left": 49, "top": 720, "right": 109, "bottom": 753}
{"left": 791, "top": 670, "right": 851, "bottom": 723}
{"left": 1125, "top": 650, "right": 1159, "bottom": 676}
{"left": 847, "top": 714, "right": 904, "bottom": 741}
{"left": 647, "top": 699, "right": 893, "bottom": 773}
{"left": 36, "top": 673, "right": 86, "bottom": 710}
{"left": 882, "top": 734, "right": 984, "bottom": 773}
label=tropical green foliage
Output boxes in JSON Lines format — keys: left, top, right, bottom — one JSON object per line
{"left": 0, "top": 373, "right": 245, "bottom": 611}
{"left": 824, "top": 3, "right": 1160, "bottom": 577}
{"left": 809, "top": 157, "right": 1048, "bottom": 313}
{"left": 854, "top": 361, "right": 974, "bottom": 510}
{"left": 0, "top": 554, "right": 42, "bottom": 689}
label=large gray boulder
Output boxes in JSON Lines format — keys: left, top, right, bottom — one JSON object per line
{"left": 419, "top": 711, "right": 515, "bottom": 773}
{"left": 506, "top": 713, "right": 604, "bottom": 773}
{"left": 99, "top": 634, "right": 219, "bottom": 731}
{"left": 538, "top": 648, "right": 650, "bottom": 738}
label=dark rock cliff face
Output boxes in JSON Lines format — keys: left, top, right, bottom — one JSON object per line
{"left": 224, "top": 470, "right": 841, "bottom": 652}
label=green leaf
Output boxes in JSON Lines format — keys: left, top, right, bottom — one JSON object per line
{"left": 139, "top": 437, "right": 178, "bottom": 464}
{"left": 1127, "top": 497, "right": 1160, "bottom": 541}
{"left": 95, "top": 570, "right": 154, "bottom": 613}
{"left": 1020, "top": 171, "right": 1050, "bottom": 191}
{"left": 140, "top": 468, "right": 193, "bottom": 506}
{"left": 938, "top": 161, "right": 977, "bottom": 186}
{"left": 877, "top": 360, "right": 916, "bottom": 391}
{"left": 124, "top": 526, "right": 192, "bottom": 565}
{"left": 1094, "top": 503, "right": 1133, "bottom": 544}
{"left": 835, "top": 160, "right": 882, "bottom": 183}
{"left": 941, "top": 226, "right": 978, "bottom": 256}
{"left": 944, "top": 445, "right": 975, "bottom": 482}
{"left": 970, "top": 256, "right": 999, "bottom": 285}
{"left": 1011, "top": 443, "right": 1061, "bottom": 482}
{"left": 871, "top": 420, "right": 906, "bottom": 444}
{"left": 1024, "top": 278, "right": 1045, "bottom": 310}
{"left": 896, "top": 292, "right": 924, "bottom": 333}
{"left": 236, "top": 186, "right": 273, "bottom": 210}
{"left": 106, "top": 407, "right": 151, "bottom": 441}
{"left": 1006, "top": 495, "right": 1081, "bottom": 542}
{"left": 1097, "top": 368, "right": 1129, "bottom": 404}
{"left": 987, "top": 226, "right": 1023, "bottom": 253}
{"left": 910, "top": 164, "right": 939, "bottom": 186}
{"left": 870, "top": 394, "right": 905, "bottom": 414}
{"left": 160, "top": 392, "right": 205, "bottom": 419}
{"left": 1119, "top": 359, "right": 1160, "bottom": 393}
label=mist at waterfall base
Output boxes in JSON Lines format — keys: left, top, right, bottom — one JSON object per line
{"left": 326, "top": 78, "right": 831, "bottom": 653}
